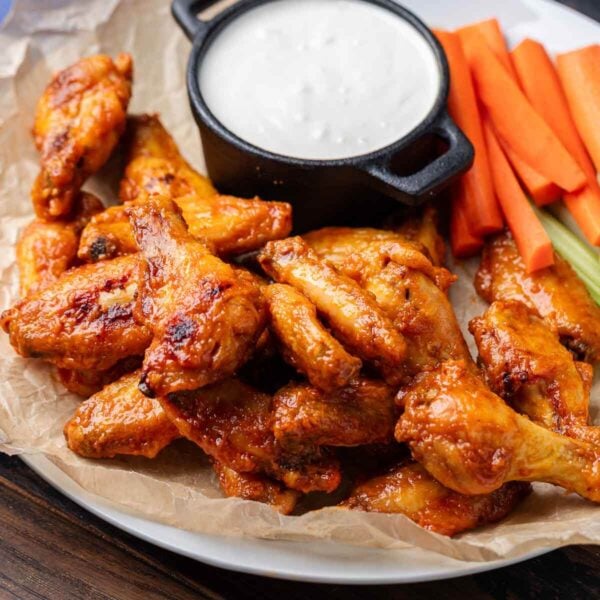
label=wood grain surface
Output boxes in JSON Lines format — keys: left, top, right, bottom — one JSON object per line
{"left": 2, "top": 1, "right": 600, "bottom": 598}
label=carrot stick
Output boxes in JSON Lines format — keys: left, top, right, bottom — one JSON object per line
{"left": 458, "top": 26, "right": 560, "bottom": 205}
{"left": 500, "top": 142, "right": 561, "bottom": 206}
{"left": 458, "top": 18, "right": 519, "bottom": 81}
{"left": 450, "top": 186, "right": 484, "bottom": 258}
{"left": 482, "top": 115, "right": 554, "bottom": 273}
{"left": 461, "top": 30, "right": 587, "bottom": 193}
{"left": 434, "top": 29, "right": 502, "bottom": 235}
{"left": 513, "top": 39, "right": 600, "bottom": 244}
{"left": 556, "top": 45, "right": 600, "bottom": 172}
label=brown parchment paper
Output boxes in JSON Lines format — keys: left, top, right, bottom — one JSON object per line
{"left": 1, "top": 0, "right": 600, "bottom": 564}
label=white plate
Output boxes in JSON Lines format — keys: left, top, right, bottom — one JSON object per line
{"left": 21, "top": 0, "right": 600, "bottom": 585}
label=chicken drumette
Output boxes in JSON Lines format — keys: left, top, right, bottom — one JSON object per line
{"left": 397, "top": 360, "right": 600, "bottom": 502}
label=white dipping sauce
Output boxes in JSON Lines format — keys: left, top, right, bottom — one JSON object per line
{"left": 199, "top": 0, "right": 440, "bottom": 160}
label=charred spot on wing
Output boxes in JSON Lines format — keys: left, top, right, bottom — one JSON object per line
{"left": 138, "top": 372, "right": 155, "bottom": 398}
{"left": 102, "top": 303, "right": 134, "bottom": 323}
{"left": 89, "top": 237, "right": 110, "bottom": 261}
{"left": 67, "top": 292, "right": 96, "bottom": 322}
{"left": 165, "top": 315, "right": 197, "bottom": 345}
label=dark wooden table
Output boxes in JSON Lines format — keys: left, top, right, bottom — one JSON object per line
{"left": 3, "top": 0, "right": 600, "bottom": 598}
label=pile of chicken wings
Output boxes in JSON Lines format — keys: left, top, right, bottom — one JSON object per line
{"left": 4, "top": 54, "right": 600, "bottom": 537}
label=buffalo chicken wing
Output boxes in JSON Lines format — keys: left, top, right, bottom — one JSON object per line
{"left": 127, "top": 196, "right": 266, "bottom": 397}
{"left": 476, "top": 233, "right": 600, "bottom": 362}
{"left": 31, "top": 54, "right": 132, "bottom": 219}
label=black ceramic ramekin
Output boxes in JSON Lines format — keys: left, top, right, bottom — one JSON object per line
{"left": 172, "top": 0, "right": 474, "bottom": 231}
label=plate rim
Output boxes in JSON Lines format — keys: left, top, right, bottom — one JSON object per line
{"left": 21, "top": 453, "right": 553, "bottom": 585}
{"left": 10, "top": 0, "right": 600, "bottom": 585}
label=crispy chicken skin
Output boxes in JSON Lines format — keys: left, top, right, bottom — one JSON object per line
{"left": 212, "top": 461, "right": 299, "bottom": 515}
{"left": 258, "top": 236, "right": 407, "bottom": 384}
{"left": 304, "top": 227, "right": 453, "bottom": 291}
{"left": 476, "top": 233, "right": 600, "bottom": 362}
{"left": 78, "top": 205, "right": 138, "bottom": 262}
{"left": 160, "top": 378, "right": 341, "bottom": 494}
{"left": 396, "top": 361, "right": 600, "bottom": 502}
{"left": 108, "top": 114, "right": 291, "bottom": 257}
{"left": 17, "top": 192, "right": 104, "bottom": 297}
{"left": 342, "top": 462, "right": 530, "bottom": 536}
{"left": 64, "top": 370, "right": 179, "bottom": 459}
{"left": 1, "top": 254, "right": 151, "bottom": 371}
{"left": 470, "top": 300, "right": 600, "bottom": 445}
{"left": 31, "top": 54, "right": 132, "bottom": 219}
{"left": 305, "top": 227, "right": 473, "bottom": 377}
{"left": 273, "top": 379, "right": 396, "bottom": 450}
{"left": 56, "top": 356, "right": 142, "bottom": 398}
{"left": 127, "top": 196, "right": 266, "bottom": 397}
{"left": 264, "top": 283, "right": 362, "bottom": 392}
{"left": 393, "top": 206, "right": 447, "bottom": 267}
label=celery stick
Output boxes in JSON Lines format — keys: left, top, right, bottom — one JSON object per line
{"left": 534, "top": 207, "right": 600, "bottom": 305}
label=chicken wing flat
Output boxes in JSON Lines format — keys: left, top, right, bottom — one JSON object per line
{"left": 31, "top": 54, "right": 132, "bottom": 219}
{"left": 118, "top": 114, "right": 292, "bottom": 257}
{"left": 127, "top": 196, "right": 266, "bottom": 397}
{"left": 65, "top": 370, "right": 179, "bottom": 459}
{"left": 258, "top": 237, "right": 407, "bottom": 384}
{"left": 470, "top": 300, "right": 600, "bottom": 445}
{"left": 212, "top": 461, "right": 299, "bottom": 515}
{"left": 1, "top": 254, "right": 150, "bottom": 371}
{"left": 17, "top": 192, "right": 103, "bottom": 297}
{"left": 264, "top": 283, "right": 362, "bottom": 392}
{"left": 160, "top": 378, "right": 341, "bottom": 494}
{"left": 342, "top": 462, "right": 530, "bottom": 536}
{"left": 396, "top": 360, "right": 600, "bottom": 502}
{"left": 305, "top": 227, "right": 473, "bottom": 377}
{"left": 476, "top": 233, "right": 600, "bottom": 362}
{"left": 273, "top": 379, "right": 396, "bottom": 450}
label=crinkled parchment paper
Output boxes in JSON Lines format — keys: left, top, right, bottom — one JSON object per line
{"left": 1, "top": 0, "right": 599, "bottom": 563}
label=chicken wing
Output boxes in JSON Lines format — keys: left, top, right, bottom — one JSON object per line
{"left": 127, "top": 196, "right": 266, "bottom": 397}
{"left": 264, "top": 283, "right": 361, "bottom": 391}
{"left": 476, "top": 232, "right": 600, "bottom": 362}
{"left": 78, "top": 205, "right": 138, "bottom": 262}
{"left": 393, "top": 205, "right": 446, "bottom": 267}
{"left": 273, "top": 379, "right": 396, "bottom": 450}
{"left": 116, "top": 114, "right": 292, "bottom": 257}
{"left": 17, "top": 192, "right": 103, "bottom": 297}
{"left": 304, "top": 227, "right": 473, "bottom": 377}
{"left": 342, "top": 461, "right": 530, "bottom": 536}
{"left": 396, "top": 360, "right": 600, "bottom": 502}
{"left": 160, "top": 378, "right": 341, "bottom": 494}
{"left": 212, "top": 461, "right": 299, "bottom": 515}
{"left": 56, "top": 356, "right": 142, "bottom": 398}
{"left": 258, "top": 237, "right": 407, "bottom": 384}
{"left": 1, "top": 254, "right": 150, "bottom": 371}
{"left": 31, "top": 54, "right": 132, "bottom": 219}
{"left": 470, "top": 300, "right": 600, "bottom": 445}
{"left": 65, "top": 370, "right": 179, "bottom": 459}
